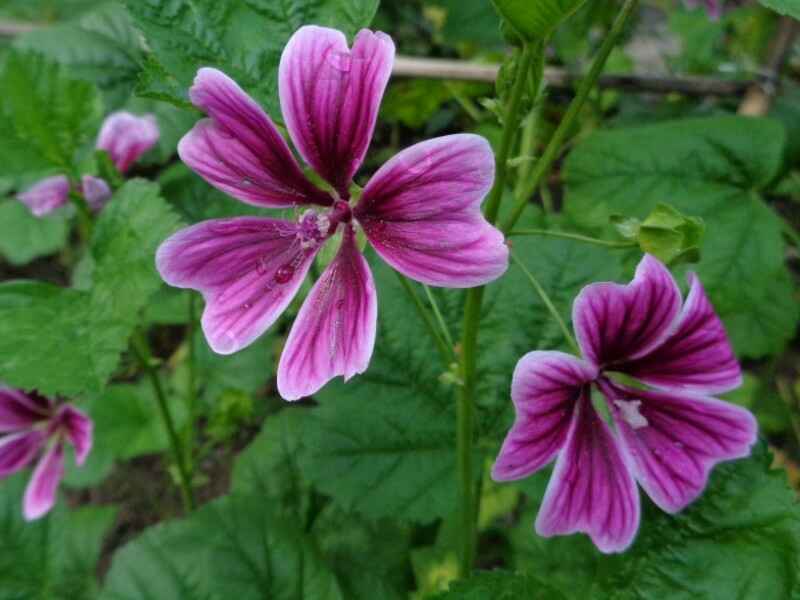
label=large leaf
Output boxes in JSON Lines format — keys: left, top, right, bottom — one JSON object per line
{"left": 0, "top": 199, "right": 69, "bottom": 266}
{"left": 0, "top": 474, "right": 116, "bottom": 600}
{"left": 100, "top": 494, "right": 344, "bottom": 600}
{"left": 432, "top": 571, "right": 567, "bottom": 599}
{"left": 0, "top": 180, "right": 181, "bottom": 396}
{"left": 509, "top": 444, "right": 800, "bottom": 599}
{"left": 491, "top": 0, "right": 587, "bottom": 40}
{"left": 124, "top": 0, "right": 380, "bottom": 114}
{"left": 563, "top": 116, "right": 798, "bottom": 358}
{"left": 758, "top": 0, "right": 800, "bottom": 19}
{"left": 15, "top": 3, "right": 144, "bottom": 109}
{"left": 0, "top": 51, "right": 102, "bottom": 175}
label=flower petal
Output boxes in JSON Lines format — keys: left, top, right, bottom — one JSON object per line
{"left": 156, "top": 217, "right": 320, "bottom": 354}
{"left": 601, "top": 379, "right": 757, "bottom": 513}
{"left": 81, "top": 175, "right": 112, "bottom": 212}
{"left": 492, "top": 351, "right": 597, "bottom": 481}
{"left": 96, "top": 111, "right": 160, "bottom": 173}
{"left": 0, "top": 431, "right": 46, "bottom": 477}
{"left": 535, "top": 393, "right": 640, "bottom": 553}
{"left": 17, "top": 175, "right": 70, "bottom": 217}
{"left": 573, "top": 254, "right": 682, "bottom": 369}
{"left": 23, "top": 442, "right": 64, "bottom": 520}
{"left": 277, "top": 227, "right": 377, "bottom": 400}
{"left": 621, "top": 273, "right": 741, "bottom": 394}
{"left": 55, "top": 405, "right": 93, "bottom": 466}
{"left": 0, "top": 388, "right": 50, "bottom": 432}
{"left": 355, "top": 135, "right": 508, "bottom": 287}
{"left": 279, "top": 26, "right": 394, "bottom": 195}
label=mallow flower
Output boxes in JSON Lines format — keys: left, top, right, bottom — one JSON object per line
{"left": 156, "top": 26, "right": 508, "bottom": 400}
{"left": 16, "top": 111, "right": 159, "bottom": 217}
{"left": 492, "top": 255, "right": 756, "bottom": 553}
{"left": 0, "top": 386, "right": 92, "bottom": 520}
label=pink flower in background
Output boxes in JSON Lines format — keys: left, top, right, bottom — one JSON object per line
{"left": 684, "top": 0, "right": 722, "bottom": 19}
{"left": 492, "top": 255, "right": 756, "bottom": 553}
{"left": 16, "top": 175, "right": 70, "bottom": 217}
{"left": 157, "top": 25, "right": 508, "bottom": 401}
{"left": 16, "top": 111, "right": 159, "bottom": 217}
{"left": 0, "top": 387, "right": 92, "bottom": 520}
{"left": 96, "top": 111, "right": 160, "bottom": 175}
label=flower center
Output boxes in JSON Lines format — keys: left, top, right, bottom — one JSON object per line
{"left": 614, "top": 400, "right": 649, "bottom": 429}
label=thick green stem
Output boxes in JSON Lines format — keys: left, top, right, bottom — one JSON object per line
{"left": 455, "top": 43, "right": 538, "bottom": 580}
{"left": 511, "top": 251, "right": 579, "bottom": 354}
{"left": 132, "top": 331, "right": 196, "bottom": 511}
{"left": 510, "top": 228, "right": 637, "bottom": 248}
{"left": 501, "top": 0, "right": 640, "bottom": 234}
{"left": 395, "top": 271, "right": 453, "bottom": 364}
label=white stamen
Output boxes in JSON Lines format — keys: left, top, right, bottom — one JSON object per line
{"left": 614, "top": 400, "right": 649, "bottom": 429}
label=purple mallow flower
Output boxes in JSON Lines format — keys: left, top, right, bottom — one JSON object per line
{"left": 156, "top": 25, "right": 508, "bottom": 400}
{"left": 684, "top": 0, "right": 722, "bottom": 19}
{"left": 492, "top": 255, "right": 756, "bottom": 553}
{"left": 16, "top": 111, "right": 159, "bottom": 217}
{"left": 0, "top": 386, "right": 92, "bottom": 520}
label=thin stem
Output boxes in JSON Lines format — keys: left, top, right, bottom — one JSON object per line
{"left": 131, "top": 331, "right": 196, "bottom": 511}
{"left": 513, "top": 104, "right": 542, "bottom": 205}
{"left": 423, "top": 285, "right": 455, "bottom": 352}
{"left": 501, "top": 0, "right": 640, "bottom": 234}
{"left": 511, "top": 251, "right": 579, "bottom": 354}
{"left": 185, "top": 293, "right": 198, "bottom": 477}
{"left": 455, "top": 42, "right": 539, "bottom": 580}
{"left": 68, "top": 190, "right": 93, "bottom": 243}
{"left": 394, "top": 271, "right": 453, "bottom": 364}
{"left": 445, "top": 82, "right": 483, "bottom": 122}
{"left": 484, "top": 43, "right": 539, "bottom": 225}
{"left": 510, "top": 228, "right": 637, "bottom": 248}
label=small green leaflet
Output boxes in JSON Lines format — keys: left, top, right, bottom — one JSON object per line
{"left": 124, "top": 0, "right": 380, "bottom": 115}
{"left": 0, "top": 199, "right": 69, "bottom": 266}
{"left": 0, "top": 180, "right": 181, "bottom": 396}
{"left": 564, "top": 116, "right": 798, "bottom": 358}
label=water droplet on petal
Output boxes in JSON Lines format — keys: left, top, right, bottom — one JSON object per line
{"left": 274, "top": 264, "right": 295, "bottom": 284}
{"left": 242, "top": 302, "right": 252, "bottom": 310}
{"left": 241, "top": 177, "right": 254, "bottom": 187}
{"left": 255, "top": 256, "right": 269, "bottom": 275}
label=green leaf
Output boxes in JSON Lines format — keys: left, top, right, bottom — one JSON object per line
{"left": 758, "top": 0, "right": 800, "bottom": 19}
{"left": 0, "top": 50, "right": 102, "bottom": 175}
{"left": 125, "top": 0, "right": 379, "bottom": 113}
{"left": 0, "top": 199, "right": 69, "bottom": 265}
{"left": 491, "top": 0, "right": 587, "bottom": 41}
{"left": 15, "top": 3, "right": 143, "bottom": 109}
{"left": 509, "top": 444, "right": 800, "bottom": 599}
{"left": 0, "top": 473, "right": 116, "bottom": 600}
{"left": 100, "top": 494, "right": 344, "bottom": 600}
{"left": 0, "top": 180, "right": 181, "bottom": 396}
{"left": 431, "top": 570, "right": 567, "bottom": 599}
{"left": 564, "top": 116, "right": 798, "bottom": 358}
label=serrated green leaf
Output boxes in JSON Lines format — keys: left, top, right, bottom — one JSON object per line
{"left": 564, "top": 116, "right": 798, "bottom": 358}
{"left": 15, "top": 3, "right": 143, "bottom": 109}
{"left": 100, "top": 494, "right": 344, "bottom": 600}
{"left": 491, "top": 0, "right": 587, "bottom": 41}
{"left": 0, "top": 51, "right": 102, "bottom": 175}
{"left": 0, "top": 199, "right": 69, "bottom": 265}
{"left": 510, "top": 444, "right": 800, "bottom": 599}
{"left": 0, "top": 473, "right": 116, "bottom": 600}
{"left": 758, "top": 0, "right": 800, "bottom": 19}
{"left": 125, "top": 0, "right": 379, "bottom": 113}
{"left": 0, "top": 180, "right": 181, "bottom": 396}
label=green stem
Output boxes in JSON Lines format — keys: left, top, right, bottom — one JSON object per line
{"left": 455, "top": 42, "right": 539, "bottom": 580}
{"left": 513, "top": 105, "right": 542, "bottom": 205}
{"left": 501, "top": 0, "right": 640, "bottom": 234}
{"left": 510, "top": 228, "right": 637, "bottom": 248}
{"left": 185, "top": 293, "right": 198, "bottom": 477}
{"left": 395, "top": 271, "right": 453, "bottom": 364}
{"left": 445, "top": 82, "right": 483, "bottom": 122}
{"left": 511, "top": 251, "right": 579, "bottom": 354}
{"left": 423, "top": 284, "right": 455, "bottom": 352}
{"left": 131, "top": 331, "right": 196, "bottom": 511}
{"left": 68, "top": 190, "right": 93, "bottom": 243}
